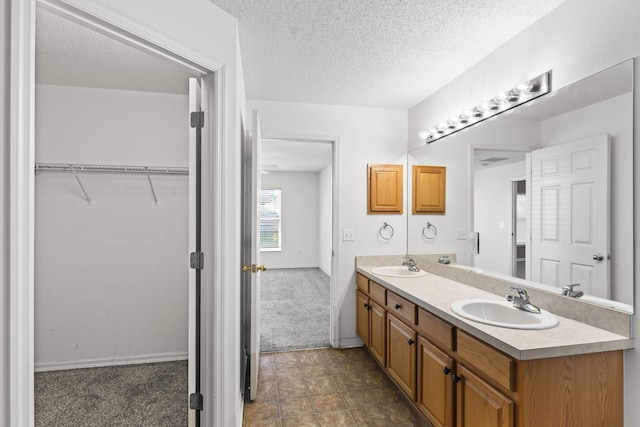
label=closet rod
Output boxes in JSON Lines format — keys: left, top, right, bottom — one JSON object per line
{"left": 35, "top": 163, "right": 189, "bottom": 175}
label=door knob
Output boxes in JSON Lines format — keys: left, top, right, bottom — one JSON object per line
{"left": 242, "top": 264, "right": 267, "bottom": 273}
{"left": 592, "top": 253, "right": 604, "bottom": 261}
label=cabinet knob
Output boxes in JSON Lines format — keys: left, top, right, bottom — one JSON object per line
{"left": 394, "top": 303, "right": 401, "bottom": 310}
{"left": 452, "top": 374, "right": 461, "bottom": 383}
{"left": 442, "top": 367, "right": 451, "bottom": 375}
{"left": 408, "top": 338, "right": 415, "bottom": 346}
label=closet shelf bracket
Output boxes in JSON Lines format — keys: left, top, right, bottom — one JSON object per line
{"left": 145, "top": 168, "right": 158, "bottom": 206}
{"left": 70, "top": 165, "right": 91, "bottom": 205}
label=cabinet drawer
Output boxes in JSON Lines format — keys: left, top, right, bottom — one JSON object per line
{"left": 356, "top": 273, "right": 369, "bottom": 293}
{"left": 387, "top": 291, "right": 416, "bottom": 325}
{"left": 417, "top": 308, "right": 455, "bottom": 352}
{"left": 369, "top": 281, "right": 386, "bottom": 305}
{"left": 456, "top": 330, "right": 514, "bottom": 392}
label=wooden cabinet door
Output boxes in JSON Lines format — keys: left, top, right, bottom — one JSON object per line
{"left": 356, "top": 290, "right": 370, "bottom": 346}
{"left": 368, "top": 164, "right": 403, "bottom": 214}
{"left": 413, "top": 165, "right": 446, "bottom": 214}
{"left": 418, "top": 337, "right": 454, "bottom": 427}
{"left": 456, "top": 365, "right": 514, "bottom": 427}
{"left": 369, "top": 300, "right": 386, "bottom": 365}
{"left": 387, "top": 314, "right": 417, "bottom": 400}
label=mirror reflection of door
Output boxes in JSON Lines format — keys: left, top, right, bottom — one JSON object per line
{"left": 529, "top": 135, "right": 610, "bottom": 298}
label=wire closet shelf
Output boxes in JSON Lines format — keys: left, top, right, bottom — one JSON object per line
{"left": 34, "top": 162, "right": 189, "bottom": 205}
{"left": 35, "top": 162, "right": 189, "bottom": 175}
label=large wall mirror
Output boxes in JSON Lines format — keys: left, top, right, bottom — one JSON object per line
{"left": 407, "top": 59, "right": 634, "bottom": 313}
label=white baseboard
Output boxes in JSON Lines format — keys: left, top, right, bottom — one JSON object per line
{"left": 34, "top": 351, "right": 188, "bottom": 372}
{"left": 265, "top": 264, "right": 320, "bottom": 269}
{"left": 339, "top": 338, "right": 364, "bottom": 348}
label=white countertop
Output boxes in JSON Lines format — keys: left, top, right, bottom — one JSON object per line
{"left": 356, "top": 266, "right": 634, "bottom": 360}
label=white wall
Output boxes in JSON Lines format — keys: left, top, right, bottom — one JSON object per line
{"left": 34, "top": 84, "right": 189, "bottom": 369}
{"left": 260, "top": 171, "right": 319, "bottom": 268}
{"left": 408, "top": 0, "right": 640, "bottom": 424}
{"left": 247, "top": 99, "right": 407, "bottom": 346}
{"left": 318, "top": 164, "right": 332, "bottom": 275}
{"left": 474, "top": 161, "right": 525, "bottom": 275}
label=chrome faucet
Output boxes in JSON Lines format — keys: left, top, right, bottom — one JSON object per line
{"left": 562, "top": 284, "right": 584, "bottom": 298}
{"left": 438, "top": 256, "right": 451, "bottom": 265}
{"left": 506, "top": 287, "right": 541, "bottom": 314}
{"left": 402, "top": 258, "right": 420, "bottom": 272}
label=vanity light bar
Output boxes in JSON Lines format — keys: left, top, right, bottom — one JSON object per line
{"left": 418, "top": 71, "right": 551, "bottom": 144}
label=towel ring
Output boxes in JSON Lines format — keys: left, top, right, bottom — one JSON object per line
{"left": 379, "top": 222, "right": 395, "bottom": 241}
{"left": 422, "top": 222, "right": 437, "bottom": 240}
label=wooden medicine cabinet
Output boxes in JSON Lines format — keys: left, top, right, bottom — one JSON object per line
{"left": 413, "top": 165, "right": 446, "bottom": 214}
{"left": 368, "top": 164, "right": 403, "bottom": 214}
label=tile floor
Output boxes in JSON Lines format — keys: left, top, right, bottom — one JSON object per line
{"left": 242, "top": 347, "right": 431, "bottom": 427}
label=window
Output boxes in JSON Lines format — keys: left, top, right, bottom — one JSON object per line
{"left": 259, "top": 188, "right": 281, "bottom": 251}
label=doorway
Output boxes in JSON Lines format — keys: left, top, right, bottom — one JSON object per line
{"left": 10, "top": 1, "right": 228, "bottom": 425}
{"left": 259, "top": 138, "right": 334, "bottom": 352}
{"left": 511, "top": 179, "right": 527, "bottom": 279}
{"left": 32, "top": 4, "right": 204, "bottom": 426}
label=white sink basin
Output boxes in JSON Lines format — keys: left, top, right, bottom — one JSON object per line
{"left": 371, "top": 266, "right": 426, "bottom": 278}
{"left": 450, "top": 299, "right": 558, "bottom": 330}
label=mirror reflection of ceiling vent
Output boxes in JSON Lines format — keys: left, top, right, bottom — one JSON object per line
{"left": 481, "top": 157, "right": 509, "bottom": 163}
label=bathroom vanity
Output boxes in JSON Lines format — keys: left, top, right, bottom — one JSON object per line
{"left": 355, "top": 261, "right": 633, "bottom": 427}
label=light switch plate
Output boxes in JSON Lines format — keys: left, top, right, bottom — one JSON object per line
{"left": 343, "top": 229, "right": 355, "bottom": 241}
{"left": 456, "top": 227, "right": 467, "bottom": 240}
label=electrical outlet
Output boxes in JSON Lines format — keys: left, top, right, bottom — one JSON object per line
{"left": 456, "top": 227, "right": 467, "bottom": 240}
{"left": 343, "top": 229, "right": 355, "bottom": 241}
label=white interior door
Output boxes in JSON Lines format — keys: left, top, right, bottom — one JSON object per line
{"left": 188, "top": 77, "right": 203, "bottom": 426}
{"left": 241, "top": 110, "right": 263, "bottom": 401}
{"left": 530, "top": 135, "right": 610, "bottom": 297}
{"left": 249, "top": 110, "right": 263, "bottom": 401}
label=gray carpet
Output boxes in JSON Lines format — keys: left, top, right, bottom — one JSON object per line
{"left": 35, "top": 361, "right": 187, "bottom": 426}
{"left": 260, "top": 267, "right": 331, "bottom": 353}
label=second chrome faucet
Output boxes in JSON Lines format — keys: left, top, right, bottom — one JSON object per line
{"left": 402, "top": 258, "right": 420, "bottom": 272}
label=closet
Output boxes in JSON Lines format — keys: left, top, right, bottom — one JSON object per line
{"left": 34, "top": 3, "right": 195, "bottom": 413}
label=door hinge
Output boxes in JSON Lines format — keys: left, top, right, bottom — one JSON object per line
{"left": 190, "top": 111, "right": 205, "bottom": 129}
{"left": 189, "top": 392, "right": 203, "bottom": 411}
{"left": 190, "top": 252, "right": 204, "bottom": 269}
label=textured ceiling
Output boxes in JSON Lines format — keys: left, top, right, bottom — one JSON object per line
{"left": 36, "top": 7, "right": 198, "bottom": 94}
{"left": 211, "top": 0, "right": 566, "bottom": 109}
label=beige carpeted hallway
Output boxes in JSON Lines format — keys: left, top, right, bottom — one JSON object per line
{"left": 260, "top": 268, "right": 331, "bottom": 353}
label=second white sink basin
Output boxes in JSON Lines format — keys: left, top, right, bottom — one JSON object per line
{"left": 371, "top": 266, "right": 426, "bottom": 278}
{"left": 450, "top": 299, "right": 558, "bottom": 329}
{"left": 447, "top": 264, "right": 483, "bottom": 274}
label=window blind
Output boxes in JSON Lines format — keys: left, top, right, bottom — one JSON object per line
{"left": 259, "top": 188, "right": 281, "bottom": 250}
